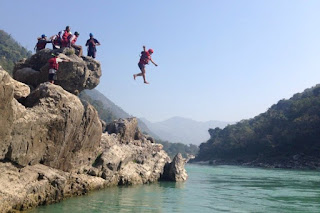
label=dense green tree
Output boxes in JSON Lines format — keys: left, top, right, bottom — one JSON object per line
{"left": 0, "top": 30, "right": 32, "bottom": 75}
{"left": 156, "top": 139, "right": 199, "bottom": 159}
{"left": 79, "top": 91, "right": 116, "bottom": 124}
{"left": 194, "top": 84, "right": 320, "bottom": 163}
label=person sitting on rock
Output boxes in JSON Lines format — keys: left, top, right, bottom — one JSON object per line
{"left": 47, "top": 52, "right": 70, "bottom": 84}
{"left": 133, "top": 46, "right": 158, "bottom": 84}
{"left": 50, "top": 31, "right": 62, "bottom": 49}
{"left": 85, "top": 33, "right": 100, "bottom": 58}
{"left": 69, "top": 31, "right": 83, "bottom": 57}
{"left": 61, "top": 26, "right": 72, "bottom": 48}
{"left": 34, "top": 34, "right": 51, "bottom": 52}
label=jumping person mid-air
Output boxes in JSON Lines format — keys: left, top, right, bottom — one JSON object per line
{"left": 133, "top": 46, "right": 158, "bottom": 84}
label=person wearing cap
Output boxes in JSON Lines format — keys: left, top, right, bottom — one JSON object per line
{"left": 50, "top": 31, "right": 62, "bottom": 49}
{"left": 69, "top": 31, "right": 82, "bottom": 57}
{"left": 34, "top": 34, "right": 51, "bottom": 52}
{"left": 61, "top": 26, "right": 71, "bottom": 48}
{"left": 133, "top": 45, "right": 158, "bottom": 84}
{"left": 85, "top": 33, "right": 100, "bottom": 58}
{"left": 47, "top": 53, "right": 70, "bottom": 84}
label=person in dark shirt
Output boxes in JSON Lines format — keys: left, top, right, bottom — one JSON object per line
{"left": 85, "top": 33, "right": 100, "bottom": 58}
{"left": 34, "top": 34, "right": 51, "bottom": 52}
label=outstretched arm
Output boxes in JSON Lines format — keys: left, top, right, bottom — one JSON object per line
{"left": 150, "top": 58, "right": 158, "bottom": 66}
{"left": 143, "top": 45, "right": 146, "bottom": 52}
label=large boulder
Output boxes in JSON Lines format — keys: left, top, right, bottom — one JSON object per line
{"left": 161, "top": 153, "right": 188, "bottom": 182}
{"left": 0, "top": 70, "right": 102, "bottom": 172}
{"left": 0, "top": 66, "right": 30, "bottom": 99}
{"left": 13, "top": 48, "right": 101, "bottom": 94}
{"left": 105, "top": 118, "right": 145, "bottom": 143}
{"left": 0, "top": 162, "right": 105, "bottom": 213}
{"left": 89, "top": 128, "right": 171, "bottom": 185}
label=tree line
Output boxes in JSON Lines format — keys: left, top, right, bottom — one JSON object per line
{"left": 194, "top": 84, "right": 320, "bottom": 162}
{"left": 0, "top": 30, "right": 32, "bottom": 75}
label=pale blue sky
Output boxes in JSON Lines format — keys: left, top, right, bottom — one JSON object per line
{"left": 1, "top": 0, "right": 320, "bottom": 122}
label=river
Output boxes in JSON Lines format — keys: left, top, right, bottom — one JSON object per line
{"left": 29, "top": 164, "right": 320, "bottom": 213}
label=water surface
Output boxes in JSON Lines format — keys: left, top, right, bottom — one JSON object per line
{"left": 30, "top": 164, "right": 320, "bottom": 212}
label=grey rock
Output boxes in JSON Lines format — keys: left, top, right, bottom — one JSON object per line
{"left": 161, "top": 153, "right": 188, "bottom": 182}
{"left": 0, "top": 65, "right": 187, "bottom": 212}
{"left": 105, "top": 118, "right": 144, "bottom": 143}
{"left": 0, "top": 162, "right": 105, "bottom": 213}
{"left": 0, "top": 71, "right": 102, "bottom": 172}
{"left": 0, "top": 67, "right": 30, "bottom": 99}
{"left": 13, "top": 48, "right": 101, "bottom": 94}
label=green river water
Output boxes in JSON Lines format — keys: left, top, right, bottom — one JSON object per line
{"left": 29, "top": 164, "right": 320, "bottom": 213}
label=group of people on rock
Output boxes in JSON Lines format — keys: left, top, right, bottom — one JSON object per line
{"left": 35, "top": 26, "right": 100, "bottom": 58}
{"left": 41, "top": 26, "right": 158, "bottom": 85}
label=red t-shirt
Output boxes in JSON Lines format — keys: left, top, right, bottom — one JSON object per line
{"left": 139, "top": 51, "right": 151, "bottom": 65}
{"left": 48, "top": 57, "right": 59, "bottom": 70}
{"left": 61, "top": 30, "right": 71, "bottom": 47}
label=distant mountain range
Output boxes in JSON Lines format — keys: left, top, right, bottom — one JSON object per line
{"left": 82, "top": 89, "right": 159, "bottom": 138}
{"left": 83, "top": 90, "right": 232, "bottom": 145}
{"left": 140, "top": 117, "right": 232, "bottom": 145}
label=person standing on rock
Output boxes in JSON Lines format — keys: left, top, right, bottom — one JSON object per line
{"left": 133, "top": 46, "right": 158, "bottom": 84}
{"left": 69, "top": 31, "right": 83, "bottom": 57}
{"left": 61, "top": 26, "right": 72, "bottom": 48}
{"left": 47, "top": 53, "right": 70, "bottom": 84}
{"left": 85, "top": 33, "right": 100, "bottom": 58}
{"left": 34, "top": 34, "right": 51, "bottom": 52}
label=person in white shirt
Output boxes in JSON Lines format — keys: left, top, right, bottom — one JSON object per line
{"left": 69, "top": 31, "right": 82, "bottom": 57}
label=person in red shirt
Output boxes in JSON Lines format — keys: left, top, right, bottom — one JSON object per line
{"left": 133, "top": 46, "right": 158, "bottom": 84}
{"left": 47, "top": 52, "right": 70, "bottom": 84}
{"left": 61, "top": 26, "right": 71, "bottom": 48}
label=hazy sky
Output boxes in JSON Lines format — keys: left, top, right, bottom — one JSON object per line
{"left": 1, "top": 0, "right": 320, "bottom": 122}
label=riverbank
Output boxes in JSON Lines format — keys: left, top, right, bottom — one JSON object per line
{"left": 191, "top": 154, "right": 320, "bottom": 170}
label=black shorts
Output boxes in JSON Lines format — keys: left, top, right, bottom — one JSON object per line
{"left": 88, "top": 50, "right": 96, "bottom": 58}
{"left": 48, "top": 73, "right": 57, "bottom": 81}
{"left": 138, "top": 63, "right": 145, "bottom": 70}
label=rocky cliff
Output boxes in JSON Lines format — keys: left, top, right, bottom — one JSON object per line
{"left": 13, "top": 48, "right": 101, "bottom": 94}
{"left": 0, "top": 51, "right": 187, "bottom": 213}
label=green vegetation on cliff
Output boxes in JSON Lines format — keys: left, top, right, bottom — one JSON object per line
{"left": 195, "top": 84, "right": 320, "bottom": 163}
{"left": 79, "top": 91, "right": 117, "bottom": 123}
{"left": 0, "top": 30, "right": 32, "bottom": 75}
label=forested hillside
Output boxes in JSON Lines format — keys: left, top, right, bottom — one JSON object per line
{"left": 79, "top": 91, "right": 117, "bottom": 124}
{"left": 0, "top": 30, "right": 32, "bottom": 75}
{"left": 80, "top": 89, "right": 158, "bottom": 138}
{"left": 157, "top": 139, "right": 199, "bottom": 159}
{"left": 194, "top": 84, "right": 320, "bottom": 168}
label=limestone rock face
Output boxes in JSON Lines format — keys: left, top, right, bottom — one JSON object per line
{"left": 0, "top": 71, "right": 102, "bottom": 172}
{"left": 13, "top": 48, "right": 101, "bottom": 94}
{"left": 105, "top": 118, "right": 145, "bottom": 143}
{"left": 0, "top": 66, "right": 30, "bottom": 99}
{"left": 0, "top": 63, "right": 187, "bottom": 212}
{"left": 90, "top": 132, "right": 170, "bottom": 185}
{"left": 0, "top": 163, "right": 105, "bottom": 213}
{"left": 161, "top": 153, "right": 188, "bottom": 182}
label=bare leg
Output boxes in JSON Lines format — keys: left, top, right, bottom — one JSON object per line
{"left": 134, "top": 67, "right": 149, "bottom": 84}
{"left": 141, "top": 67, "right": 149, "bottom": 84}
